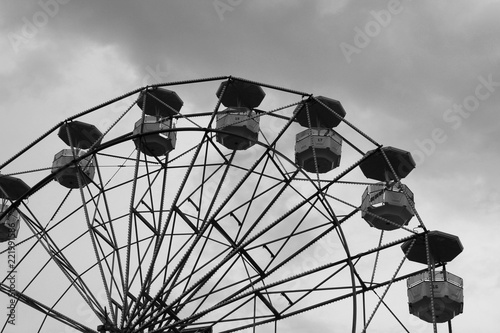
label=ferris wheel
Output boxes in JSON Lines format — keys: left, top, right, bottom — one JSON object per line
{"left": 0, "top": 76, "right": 464, "bottom": 333}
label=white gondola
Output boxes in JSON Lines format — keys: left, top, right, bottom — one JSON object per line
{"left": 407, "top": 270, "right": 464, "bottom": 323}
{"left": 52, "top": 148, "right": 95, "bottom": 189}
{"left": 133, "top": 116, "right": 177, "bottom": 156}
{"left": 361, "top": 182, "right": 414, "bottom": 230}
{"left": 216, "top": 107, "right": 259, "bottom": 150}
{"left": 295, "top": 128, "right": 342, "bottom": 173}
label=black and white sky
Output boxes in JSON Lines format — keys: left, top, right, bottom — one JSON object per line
{"left": 1, "top": 1, "right": 500, "bottom": 332}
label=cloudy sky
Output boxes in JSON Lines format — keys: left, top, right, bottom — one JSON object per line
{"left": 1, "top": 0, "right": 499, "bottom": 332}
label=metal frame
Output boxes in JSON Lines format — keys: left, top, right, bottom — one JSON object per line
{"left": 0, "top": 76, "right": 449, "bottom": 333}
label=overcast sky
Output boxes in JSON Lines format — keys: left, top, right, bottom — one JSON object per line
{"left": 1, "top": 1, "right": 499, "bottom": 332}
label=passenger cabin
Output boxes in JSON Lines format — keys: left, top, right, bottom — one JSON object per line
{"left": 402, "top": 231, "right": 465, "bottom": 324}
{"left": 134, "top": 88, "right": 183, "bottom": 156}
{"left": 407, "top": 270, "right": 464, "bottom": 323}
{"left": 293, "top": 96, "right": 346, "bottom": 174}
{"left": 361, "top": 182, "right": 414, "bottom": 230}
{"left": 52, "top": 121, "right": 102, "bottom": 189}
{"left": 295, "top": 128, "right": 342, "bottom": 173}
{"left": 0, "top": 204, "right": 20, "bottom": 242}
{"left": 133, "top": 116, "right": 176, "bottom": 156}
{"left": 216, "top": 107, "right": 259, "bottom": 150}
{"left": 215, "top": 80, "right": 265, "bottom": 150}
{"left": 52, "top": 149, "right": 95, "bottom": 189}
